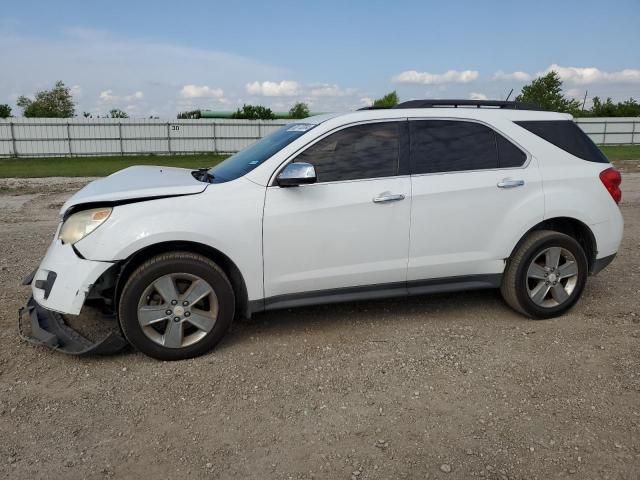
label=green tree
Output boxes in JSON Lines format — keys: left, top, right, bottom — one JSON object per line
{"left": 372, "top": 91, "right": 399, "bottom": 108}
{"left": 613, "top": 98, "right": 640, "bottom": 117}
{"left": 109, "top": 108, "right": 129, "bottom": 118}
{"left": 231, "top": 104, "right": 275, "bottom": 120}
{"left": 515, "top": 71, "right": 580, "bottom": 114}
{"left": 16, "top": 81, "right": 75, "bottom": 118}
{"left": 0, "top": 104, "right": 11, "bottom": 118}
{"left": 590, "top": 97, "right": 617, "bottom": 117}
{"left": 288, "top": 102, "right": 310, "bottom": 119}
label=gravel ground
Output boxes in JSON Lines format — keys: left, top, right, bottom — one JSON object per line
{"left": 0, "top": 171, "right": 639, "bottom": 480}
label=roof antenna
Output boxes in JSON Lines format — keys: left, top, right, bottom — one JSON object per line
{"left": 505, "top": 88, "right": 514, "bottom": 101}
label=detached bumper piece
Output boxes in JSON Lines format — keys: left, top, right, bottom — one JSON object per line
{"left": 18, "top": 296, "right": 128, "bottom": 355}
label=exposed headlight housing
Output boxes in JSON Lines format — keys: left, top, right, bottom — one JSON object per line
{"left": 59, "top": 207, "right": 112, "bottom": 244}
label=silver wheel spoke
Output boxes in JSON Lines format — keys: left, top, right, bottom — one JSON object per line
{"left": 138, "top": 306, "right": 169, "bottom": 326}
{"left": 163, "top": 321, "right": 183, "bottom": 348}
{"left": 138, "top": 272, "right": 219, "bottom": 349}
{"left": 551, "top": 284, "right": 569, "bottom": 303}
{"left": 186, "top": 309, "right": 216, "bottom": 332}
{"left": 182, "top": 279, "right": 212, "bottom": 306}
{"left": 545, "top": 247, "right": 562, "bottom": 269}
{"left": 153, "top": 276, "right": 179, "bottom": 304}
{"left": 530, "top": 281, "right": 551, "bottom": 304}
{"left": 527, "top": 262, "right": 547, "bottom": 280}
{"left": 557, "top": 261, "right": 578, "bottom": 279}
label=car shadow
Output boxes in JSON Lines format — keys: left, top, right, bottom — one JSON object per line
{"left": 217, "top": 288, "right": 520, "bottom": 351}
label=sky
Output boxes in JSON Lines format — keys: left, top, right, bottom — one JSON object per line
{"left": 1, "top": 0, "right": 639, "bottom": 118}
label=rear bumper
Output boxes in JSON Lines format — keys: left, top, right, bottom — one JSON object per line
{"left": 18, "top": 296, "right": 127, "bottom": 355}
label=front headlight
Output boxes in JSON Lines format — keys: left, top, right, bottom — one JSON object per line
{"left": 59, "top": 207, "right": 112, "bottom": 244}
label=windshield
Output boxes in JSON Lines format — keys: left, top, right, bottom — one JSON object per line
{"left": 208, "top": 123, "right": 315, "bottom": 182}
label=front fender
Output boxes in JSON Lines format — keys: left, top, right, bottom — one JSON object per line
{"left": 74, "top": 179, "right": 266, "bottom": 301}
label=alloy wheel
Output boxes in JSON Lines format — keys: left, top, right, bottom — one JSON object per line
{"left": 137, "top": 273, "right": 218, "bottom": 348}
{"left": 526, "top": 247, "right": 579, "bottom": 308}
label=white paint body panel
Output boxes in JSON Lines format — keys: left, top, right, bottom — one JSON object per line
{"left": 409, "top": 160, "right": 544, "bottom": 280}
{"left": 29, "top": 107, "right": 623, "bottom": 318}
{"left": 61, "top": 165, "right": 207, "bottom": 212}
{"left": 74, "top": 177, "right": 266, "bottom": 301}
{"left": 31, "top": 238, "right": 113, "bottom": 315}
{"left": 263, "top": 177, "right": 411, "bottom": 297}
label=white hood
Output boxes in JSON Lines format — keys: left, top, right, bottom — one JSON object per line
{"left": 61, "top": 166, "right": 208, "bottom": 213}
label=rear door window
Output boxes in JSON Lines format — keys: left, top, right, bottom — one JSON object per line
{"left": 516, "top": 120, "right": 609, "bottom": 163}
{"left": 409, "top": 120, "right": 526, "bottom": 174}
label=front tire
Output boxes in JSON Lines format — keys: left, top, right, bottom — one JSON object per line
{"left": 118, "top": 252, "right": 235, "bottom": 360}
{"left": 501, "top": 230, "right": 588, "bottom": 319}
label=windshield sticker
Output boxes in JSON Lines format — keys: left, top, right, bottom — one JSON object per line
{"left": 286, "top": 124, "right": 314, "bottom": 132}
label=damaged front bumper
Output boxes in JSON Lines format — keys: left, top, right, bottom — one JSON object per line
{"left": 19, "top": 237, "right": 128, "bottom": 355}
{"left": 18, "top": 296, "right": 128, "bottom": 355}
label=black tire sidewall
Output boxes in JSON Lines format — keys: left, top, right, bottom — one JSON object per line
{"left": 514, "top": 234, "right": 588, "bottom": 319}
{"left": 119, "top": 255, "right": 235, "bottom": 360}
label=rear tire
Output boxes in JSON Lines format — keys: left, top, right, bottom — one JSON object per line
{"left": 118, "top": 252, "right": 235, "bottom": 360}
{"left": 501, "top": 230, "right": 588, "bottom": 319}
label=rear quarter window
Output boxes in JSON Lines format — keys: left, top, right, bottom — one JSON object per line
{"left": 515, "top": 120, "right": 609, "bottom": 163}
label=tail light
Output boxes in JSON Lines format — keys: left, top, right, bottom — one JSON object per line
{"left": 599, "top": 167, "right": 622, "bottom": 204}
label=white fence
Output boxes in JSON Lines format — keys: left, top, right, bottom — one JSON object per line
{"left": 574, "top": 117, "right": 640, "bottom": 145}
{"left": 0, "top": 118, "right": 292, "bottom": 158}
{"left": 0, "top": 116, "right": 637, "bottom": 158}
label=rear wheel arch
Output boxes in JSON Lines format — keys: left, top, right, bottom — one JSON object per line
{"left": 114, "top": 241, "right": 250, "bottom": 319}
{"left": 509, "top": 217, "right": 597, "bottom": 273}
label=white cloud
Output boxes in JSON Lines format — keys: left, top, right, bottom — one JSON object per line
{"left": 99, "top": 89, "right": 114, "bottom": 101}
{"left": 99, "top": 89, "right": 144, "bottom": 103}
{"left": 309, "top": 83, "right": 354, "bottom": 97}
{"left": 246, "top": 80, "right": 299, "bottom": 96}
{"left": 469, "top": 92, "right": 488, "bottom": 100}
{"left": 179, "top": 85, "right": 224, "bottom": 98}
{"left": 70, "top": 84, "right": 83, "bottom": 99}
{"left": 492, "top": 70, "right": 532, "bottom": 82}
{"left": 540, "top": 64, "right": 640, "bottom": 85}
{"left": 392, "top": 69, "right": 479, "bottom": 85}
{"left": 359, "top": 97, "right": 373, "bottom": 107}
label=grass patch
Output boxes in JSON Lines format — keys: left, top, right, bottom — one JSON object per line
{"left": 600, "top": 145, "right": 640, "bottom": 161}
{"left": 0, "top": 154, "right": 229, "bottom": 178}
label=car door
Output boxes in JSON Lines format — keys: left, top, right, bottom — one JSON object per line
{"left": 262, "top": 120, "right": 411, "bottom": 307}
{"left": 407, "top": 119, "right": 544, "bottom": 289}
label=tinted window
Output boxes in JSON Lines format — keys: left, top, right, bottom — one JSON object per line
{"left": 410, "top": 120, "right": 498, "bottom": 174}
{"left": 497, "top": 134, "right": 527, "bottom": 168}
{"left": 294, "top": 122, "right": 399, "bottom": 183}
{"left": 209, "top": 123, "right": 315, "bottom": 182}
{"left": 516, "top": 120, "right": 609, "bottom": 163}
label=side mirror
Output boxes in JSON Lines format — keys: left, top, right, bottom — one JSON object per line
{"left": 276, "top": 162, "right": 317, "bottom": 187}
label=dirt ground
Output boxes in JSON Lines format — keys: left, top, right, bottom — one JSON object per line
{"left": 0, "top": 171, "right": 639, "bottom": 480}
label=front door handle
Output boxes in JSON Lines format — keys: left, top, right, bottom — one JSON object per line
{"left": 373, "top": 193, "right": 405, "bottom": 203}
{"left": 497, "top": 178, "right": 525, "bottom": 189}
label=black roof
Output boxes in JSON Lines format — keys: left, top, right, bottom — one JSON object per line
{"left": 359, "top": 99, "right": 544, "bottom": 111}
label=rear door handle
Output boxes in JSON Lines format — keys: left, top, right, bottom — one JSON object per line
{"left": 497, "top": 178, "right": 525, "bottom": 189}
{"left": 373, "top": 193, "right": 405, "bottom": 203}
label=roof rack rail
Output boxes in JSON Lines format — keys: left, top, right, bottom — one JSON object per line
{"left": 392, "top": 99, "right": 544, "bottom": 110}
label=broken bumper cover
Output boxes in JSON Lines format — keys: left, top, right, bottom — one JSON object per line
{"left": 18, "top": 296, "right": 128, "bottom": 355}
{"left": 20, "top": 237, "right": 127, "bottom": 355}
{"left": 30, "top": 239, "right": 114, "bottom": 315}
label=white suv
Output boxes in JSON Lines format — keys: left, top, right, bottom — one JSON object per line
{"left": 20, "top": 100, "right": 623, "bottom": 360}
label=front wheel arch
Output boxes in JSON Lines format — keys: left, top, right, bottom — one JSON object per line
{"left": 113, "top": 241, "right": 249, "bottom": 320}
